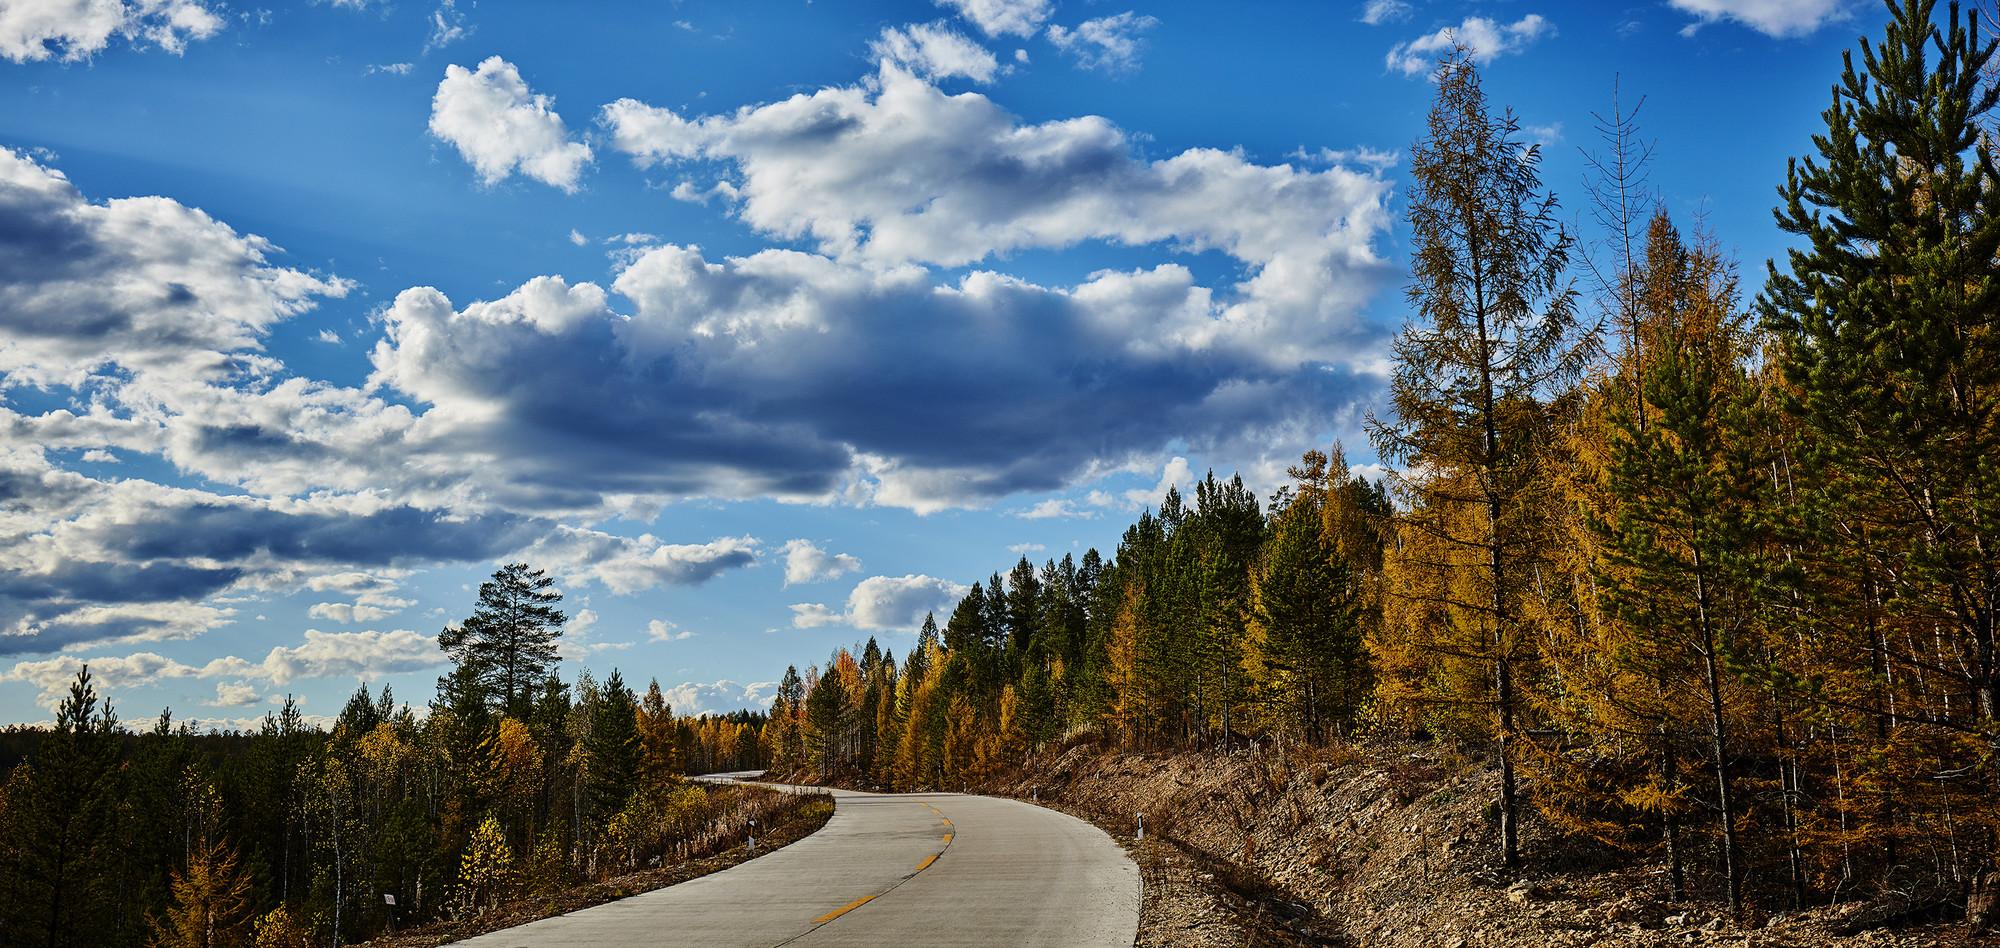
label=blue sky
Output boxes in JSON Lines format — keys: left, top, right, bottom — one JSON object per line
{"left": 0, "top": 0, "right": 1865, "bottom": 726}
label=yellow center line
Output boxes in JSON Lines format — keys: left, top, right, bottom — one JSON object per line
{"left": 941, "top": 832, "right": 953, "bottom": 845}
{"left": 914, "top": 853, "right": 938, "bottom": 872}
{"left": 812, "top": 894, "right": 877, "bottom": 925}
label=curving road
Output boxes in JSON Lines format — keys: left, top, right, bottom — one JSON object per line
{"left": 450, "top": 775, "right": 1140, "bottom": 947}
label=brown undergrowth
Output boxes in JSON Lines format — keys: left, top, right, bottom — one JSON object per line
{"left": 358, "top": 783, "right": 832, "bottom": 948}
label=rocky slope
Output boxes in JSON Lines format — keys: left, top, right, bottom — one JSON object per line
{"left": 977, "top": 739, "right": 1991, "bottom": 947}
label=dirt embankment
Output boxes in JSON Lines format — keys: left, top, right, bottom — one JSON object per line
{"left": 977, "top": 740, "right": 1987, "bottom": 947}
{"left": 361, "top": 783, "right": 833, "bottom": 948}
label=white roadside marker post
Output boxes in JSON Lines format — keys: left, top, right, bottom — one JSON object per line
{"left": 1137, "top": 813, "right": 1144, "bottom": 841}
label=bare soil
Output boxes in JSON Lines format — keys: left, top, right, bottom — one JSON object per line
{"left": 979, "top": 738, "right": 1994, "bottom": 947}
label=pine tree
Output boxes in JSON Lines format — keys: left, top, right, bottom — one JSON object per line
{"left": 585, "top": 671, "right": 640, "bottom": 819}
{"left": 1249, "top": 457, "right": 1367, "bottom": 741}
{"left": 1588, "top": 213, "right": 1762, "bottom": 914}
{"left": 3, "top": 666, "right": 124, "bottom": 947}
{"left": 439, "top": 563, "right": 568, "bottom": 716}
{"left": 1761, "top": 0, "right": 2000, "bottom": 913}
{"left": 1370, "top": 48, "right": 1591, "bottom": 871}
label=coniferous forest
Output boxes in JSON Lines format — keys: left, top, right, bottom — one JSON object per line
{"left": 0, "top": 563, "right": 772, "bottom": 946}
{"left": 4, "top": 0, "right": 2000, "bottom": 942}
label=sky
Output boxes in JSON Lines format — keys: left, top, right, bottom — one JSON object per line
{"left": 0, "top": 0, "right": 1876, "bottom": 727}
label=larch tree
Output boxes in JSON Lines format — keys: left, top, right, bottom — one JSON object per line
{"left": 1370, "top": 47, "right": 1592, "bottom": 871}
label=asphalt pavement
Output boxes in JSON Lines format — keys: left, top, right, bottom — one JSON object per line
{"left": 449, "top": 773, "right": 1140, "bottom": 947}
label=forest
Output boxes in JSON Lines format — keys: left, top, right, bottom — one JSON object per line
{"left": 760, "top": 0, "right": 2000, "bottom": 928}
{"left": 2, "top": 0, "right": 1997, "bottom": 942}
{"left": 0, "top": 562, "right": 771, "bottom": 945}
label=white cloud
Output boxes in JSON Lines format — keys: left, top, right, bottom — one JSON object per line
{"left": 568, "top": 228, "right": 587, "bottom": 246}
{"left": 871, "top": 22, "right": 999, "bottom": 83}
{"left": 662, "top": 678, "right": 773, "bottom": 715}
{"left": 1124, "top": 455, "right": 1193, "bottom": 510}
{"left": 306, "top": 591, "right": 413, "bottom": 624}
{"left": 1360, "top": 0, "right": 1412, "bottom": 25}
{"left": 1007, "top": 542, "right": 1045, "bottom": 554}
{"left": 780, "top": 538, "right": 861, "bottom": 586}
{"left": 1385, "top": 14, "right": 1552, "bottom": 77}
{"left": 365, "top": 62, "right": 412, "bottom": 76}
{"left": 0, "top": 148, "right": 351, "bottom": 389}
{"left": 315, "top": 329, "right": 341, "bottom": 344}
{"left": 0, "top": 0, "right": 223, "bottom": 63}
{"left": 935, "top": 0, "right": 1050, "bottom": 37}
{"left": 1045, "top": 11, "right": 1158, "bottom": 72}
{"left": 3, "top": 629, "right": 442, "bottom": 710}
{"left": 1666, "top": 0, "right": 1847, "bottom": 38}
{"left": 646, "top": 618, "right": 694, "bottom": 641}
{"left": 211, "top": 680, "right": 259, "bottom": 707}
{"left": 207, "top": 628, "right": 445, "bottom": 685}
{"left": 429, "top": 56, "right": 592, "bottom": 192}
{"left": 522, "top": 528, "right": 759, "bottom": 594}
{"left": 846, "top": 574, "right": 969, "bottom": 631}
{"left": 789, "top": 602, "right": 842, "bottom": 628}
{"left": 1014, "top": 498, "right": 1094, "bottom": 520}
{"left": 600, "top": 66, "right": 1390, "bottom": 346}
{"left": 423, "top": 0, "right": 465, "bottom": 52}
{"left": 558, "top": 607, "right": 635, "bottom": 659}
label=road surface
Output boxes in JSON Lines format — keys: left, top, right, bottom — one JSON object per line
{"left": 450, "top": 774, "right": 1140, "bottom": 947}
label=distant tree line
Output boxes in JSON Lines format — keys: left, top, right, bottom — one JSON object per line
{"left": 768, "top": 1, "right": 2000, "bottom": 926}
{"left": 0, "top": 563, "right": 768, "bottom": 946}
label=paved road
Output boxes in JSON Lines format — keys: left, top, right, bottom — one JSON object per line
{"left": 450, "top": 774, "right": 1140, "bottom": 947}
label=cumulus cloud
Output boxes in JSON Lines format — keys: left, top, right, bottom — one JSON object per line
{"left": 3, "top": 629, "right": 443, "bottom": 710}
{"left": 0, "top": 0, "right": 223, "bottom": 63}
{"left": 1013, "top": 498, "right": 1094, "bottom": 520}
{"left": 788, "top": 602, "right": 842, "bottom": 629}
{"left": 1124, "top": 455, "right": 1194, "bottom": 509}
{"left": 645, "top": 619, "right": 693, "bottom": 641}
{"left": 1666, "top": 0, "right": 1847, "bottom": 37}
{"left": 202, "top": 628, "right": 445, "bottom": 685}
{"left": 211, "top": 680, "right": 260, "bottom": 707}
{"left": 780, "top": 538, "right": 861, "bottom": 586}
{"left": 935, "top": 0, "right": 1050, "bottom": 37}
{"left": 792, "top": 574, "right": 969, "bottom": 631}
{"left": 1045, "top": 12, "right": 1158, "bottom": 72}
{"left": 522, "top": 527, "right": 758, "bottom": 594}
{"left": 306, "top": 593, "right": 413, "bottom": 624}
{"left": 1385, "top": 14, "right": 1552, "bottom": 77}
{"left": 372, "top": 242, "right": 1384, "bottom": 513}
{"left": 429, "top": 56, "right": 592, "bottom": 191}
{"left": 871, "top": 22, "right": 999, "bottom": 83}
{"left": 661, "top": 679, "right": 774, "bottom": 715}
{"left": 0, "top": 148, "right": 351, "bottom": 389}
{"left": 1007, "top": 542, "right": 1045, "bottom": 554}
